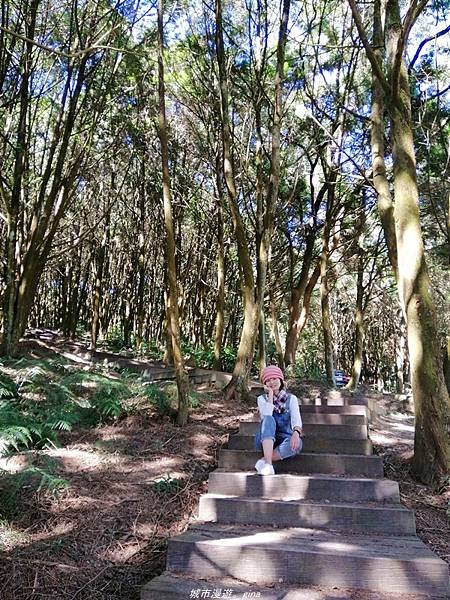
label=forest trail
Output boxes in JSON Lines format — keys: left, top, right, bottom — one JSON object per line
{"left": 22, "top": 329, "right": 239, "bottom": 388}
{"left": 1, "top": 336, "right": 448, "bottom": 599}
{"left": 142, "top": 396, "right": 450, "bottom": 600}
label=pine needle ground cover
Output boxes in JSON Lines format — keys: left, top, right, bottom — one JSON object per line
{"left": 0, "top": 346, "right": 250, "bottom": 599}
{"left": 0, "top": 344, "right": 448, "bottom": 600}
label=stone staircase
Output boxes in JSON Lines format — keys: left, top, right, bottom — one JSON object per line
{"left": 141, "top": 401, "right": 450, "bottom": 599}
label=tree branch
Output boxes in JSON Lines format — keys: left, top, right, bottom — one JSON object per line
{"left": 346, "top": 0, "right": 391, "bottom": 98}
{"left": 403, "top": 0, "right": 431, "bottom": 42}
{"left": 0, "top": 24, "right": 140, "bottom": 60}
{"left": 409, "top": 23, "right": 450, "bottom": 71}
{"left": 422, "top": 82, "right": 450, "bottom": 102}
{"left": 391, "top": 0, "right": 430, "bottom": 103}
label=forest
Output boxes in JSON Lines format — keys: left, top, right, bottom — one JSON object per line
{"left": 0, "top": 0, "right": 449, "bottom": 505}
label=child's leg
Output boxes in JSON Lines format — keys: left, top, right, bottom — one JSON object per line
{"left": 274, "top": 434, "right": 303, "bottom": 461}
{"left": 271, "top": 448, "right": 282, "bottom": 462}
{"left": 257, "top": 416, "right": 276, "bottom": 464}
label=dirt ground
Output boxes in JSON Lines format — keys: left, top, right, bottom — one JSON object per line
{"left": 0, "top": 344, "right": 448, "bottom": 600}
{"left": 370, "top": 411, "right": 450, "bottom": 565}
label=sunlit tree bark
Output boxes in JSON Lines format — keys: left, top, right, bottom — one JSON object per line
{"left": 348, "top": 0, "right": 450, "bottom": 483}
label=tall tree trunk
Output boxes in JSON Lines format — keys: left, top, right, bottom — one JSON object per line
{"left": 1, "top": 0, "right": 38, "bottom": 355}
{"left": 396, "top": 326, "right": 406, "bottom": 394}
{"left": 213, "top": 200, "right": 225, "bottom": 371}
{"left": 269, "top": 286, "right": 284, "bottom": 368}
{"left": 386, "top": 0, "right": 450, "bottom": 484}
{"left": 258, "top": 311, "right": 266, "bottom": 373}
{"left": 391, "top": 102, "right": 450, "bottom": 482}
{"left": 215, "top": 0, "right": 260, "bottom": 400}
{"left": 256, "top": 0, "right": 291, "bottom": 349}
{"left": 284, "top": 232, "right": 316, "bottom": 366}
{"left": 73, "top": 259, "right": 91, "bottom": 339}
{"left": 320, "top": 161, "right": 338, "bottom": 388}
{"left": 298, "top": 263, "right": 321, "bottom": 334}
{"left": 371, "top": 0, "right": 398, "bottom": 279}
{"left": 320, "top": 231, "right": 336, "bottom": 388}
{"left": 136, "top": 165, "right": 147, "bottom": 351}
{"left": 157, "top": 0, "right": 189, "bottom": 425}
{"left": 90, "top": 212, "right": 110, "bottom": 351}
{"left": 346, "top": 192, "right": 369, "bottom": 391}
{"left": 215, "top": 0, "right": 290, "bottom": 400}
{"left": 2, "top": 64, "right": 88, "bottom": 353}
{"left": 348, "top": 0, "right": 450, "bottom": 482}
{"left": 346, "top": 247, "right": 365, "bottom": 390}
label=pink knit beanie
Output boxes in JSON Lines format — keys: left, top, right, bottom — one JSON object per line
{"left": 261, "top": 365, "right": 284, "bottom": 385}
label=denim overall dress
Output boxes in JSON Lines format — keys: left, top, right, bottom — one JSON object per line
{"left": 254, "top": 394, "right": 303, "bottom": 459}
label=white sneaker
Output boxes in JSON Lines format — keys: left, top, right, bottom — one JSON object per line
{"left": 254, "top": 458, "right": 266, "bottom": 473}
{"left": 259, "top": 463, "right": 275, "bottom": 476}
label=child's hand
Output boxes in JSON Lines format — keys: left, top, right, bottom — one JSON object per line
{"left": 264, "top": 385, "right": 274, "bottom": 402}
{"left": 290, "top": 430, "right": 302, "bottom": 451}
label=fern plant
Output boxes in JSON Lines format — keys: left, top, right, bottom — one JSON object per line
{"left": 0, "top": 361, "right": 139, "bottom": 455}
{"left": 0, "top": 458, "right": 69, "bottom": 518}
{"left": 0, "top": 399, "right": 57, "bottom": 454}
{"left": 0, "top": 373, "right": 18, "bottom": 399}
{"left": 90, "top": 387, "right": 124, "bottom": 421}
{"left": 143, "top": 383, "right": 173, "bottom": 417}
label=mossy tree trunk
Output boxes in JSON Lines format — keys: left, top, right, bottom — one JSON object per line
{"left": 391, "top": 102, "right": 450, "bottom": 483}
{"left": 157, "top": 0, "right": 190, "bottom": 425}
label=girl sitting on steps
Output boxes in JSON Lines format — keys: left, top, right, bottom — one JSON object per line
{"left": 254, "top": 365, "right": 304, "bottom": 476}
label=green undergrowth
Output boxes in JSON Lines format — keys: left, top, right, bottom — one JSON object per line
{"left": 99, "top": 327, "right": 164, "bottom": 358}
{"left": 0, "top": 455, "right": 69, "bottom": 521}
{"left": 0, "top": 356, "right": 179, "bottom": 457}
{"left": 0, "top": 353, "right": 214, "bottom": 528}
{"left": 152, "top": 473, "right": 182, "bottom": 495}
{"left": 97, "top": 329, "right": 240, "bottom": 372}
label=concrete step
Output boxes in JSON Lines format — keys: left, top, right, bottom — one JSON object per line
{"left": 241, "top": 412, "right": 367, "bottom": 426}
{"left": 198, "top": 494, "right": 415, "bottom": 535}
{"left": 239, "top": 422, "right": 368, "bottom": 439}
{"left": 300, "top": 397, "right": 368, "bottom": 406}
{"left": 207, "top": 471, "right": 401, "bottom": 503}
{"left": 166, "top": 522, "right": 450, "bottom": 596}
{"left": 298, "top": 404, "right": 368, "bottom": 416}
{"left": 141, "top": 572, "right": 448, "bottom": 599}
{"left": 219, "top": 449, "right": 383, "bottom": 477}
{"left": 228, "top": 434, "right": 373, "bottom": 455}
